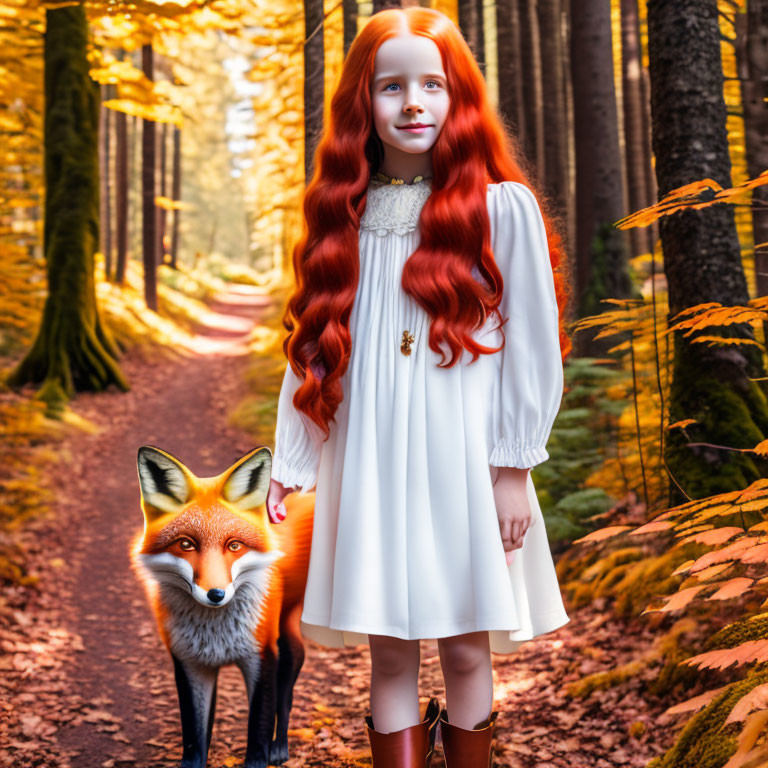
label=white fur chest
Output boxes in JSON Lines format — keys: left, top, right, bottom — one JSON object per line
{"left": 161, "top": 580, "right": 266, "bottom": 668}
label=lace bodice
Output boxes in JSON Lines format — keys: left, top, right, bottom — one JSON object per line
{"left": 360, "top": 179, "right": 432, "bottom": 237}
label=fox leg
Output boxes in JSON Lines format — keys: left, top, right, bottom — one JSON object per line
{"left": 172, "top": 655, "right": 219, "bottom": 768}
{"left": 239, "top": 647, "right": 278, "bottom": 768}
{"left": 271, "top": 610, "right": 306, "bottom": 764}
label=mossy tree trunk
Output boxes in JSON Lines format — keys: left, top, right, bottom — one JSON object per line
{"left": 6, "top": 4, "right": 128, "bottom": 409}
{"left": 647, "top": 0, "right": 768, "bottom": 505}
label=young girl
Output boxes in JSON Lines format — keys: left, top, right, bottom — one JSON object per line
{"left": 266, "top": 7, "right": 571, "bottom": 766}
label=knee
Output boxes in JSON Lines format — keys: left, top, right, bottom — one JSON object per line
{"left": 369, "top": 635, "right": 419, "bottom": 677}
{"left": 438, "top": 633, "right": 490, "bottom": 675}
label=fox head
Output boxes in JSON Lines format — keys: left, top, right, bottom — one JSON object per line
{"left": 134, "top": 445, "right": 283, "bottom": 609}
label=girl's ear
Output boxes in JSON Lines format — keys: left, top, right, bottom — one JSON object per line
{"left": 220, "top": 447, "right": 272, "bottom": 511}
{"left": 137, "top": 446, "right": 195, "bottom": 521}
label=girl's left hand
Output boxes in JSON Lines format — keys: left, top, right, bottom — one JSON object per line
{"left": 491, "top": 468, "right": 532, "bottom": 566}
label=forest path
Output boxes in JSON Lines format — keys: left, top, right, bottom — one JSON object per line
{"left": 1, "top": 283, "right": 667, "bottom": 768}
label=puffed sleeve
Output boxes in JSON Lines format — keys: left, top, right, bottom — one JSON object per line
{"left": 487, "top": 181, "right": 564, "bottom": 469}
{"left": 271, "top": 362, "right": 325, "bottom": 492}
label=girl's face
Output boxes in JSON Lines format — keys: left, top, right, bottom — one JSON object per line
{"left": 370, "top": 34, "right": 450, "bottom": 158}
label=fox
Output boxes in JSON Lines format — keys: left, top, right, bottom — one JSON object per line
{"left": 130, "top": 444, "right": 314, "bottom": 768}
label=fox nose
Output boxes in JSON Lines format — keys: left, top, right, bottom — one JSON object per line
{"left": 207, "top": 588, "right": 226, "bottom": 603}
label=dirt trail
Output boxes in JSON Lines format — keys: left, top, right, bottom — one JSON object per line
{"left": 0, "top": 284, "right": 670, "bottom": 768}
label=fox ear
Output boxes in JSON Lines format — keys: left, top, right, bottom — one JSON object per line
{"left": 137, "top": 446, "right": 194, "bottom": 520}
{"left": 221, "top": 447, "right": 272, "bottom": 511}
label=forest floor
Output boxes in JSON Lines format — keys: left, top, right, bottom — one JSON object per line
{"left": 0, "top": 283, "right": 681, "bottom": 768}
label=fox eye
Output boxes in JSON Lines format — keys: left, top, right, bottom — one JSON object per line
{"left": 227, "top": 541, "right": 242, "bottom": 552}
{"left": 178, "top": 539, "right": 195, "bottom": 551}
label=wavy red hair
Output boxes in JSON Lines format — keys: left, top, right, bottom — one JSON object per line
{"left": 283, "top": 6, "right": 572, "bottom": 440}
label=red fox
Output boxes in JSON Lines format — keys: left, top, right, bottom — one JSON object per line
{"left": 130, "top": 445, "right": 313, "bottom": 768}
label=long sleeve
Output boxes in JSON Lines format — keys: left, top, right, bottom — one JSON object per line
{"left": 271, "top": 362, "right": 325, "bottom": 492}
{"left": 487, "top": 181, "right": 564, "bottom": 469}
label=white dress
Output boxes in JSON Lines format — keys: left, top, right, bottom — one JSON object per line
{"left": 271, "top": 178, "right": 570, "bottom": 654}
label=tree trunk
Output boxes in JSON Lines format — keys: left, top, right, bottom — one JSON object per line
{"left": 99, "top": 82, "right": 112, "bottom": 279}
{"left": 170, "top": 124, "right": 181, "bottom": 270}
{"left": 620, "top": 0, "right": 655, "bottom": 259}
{"left": 372, "top": 0, "right": 401, "bottom": 12}
{"left": 343, "top": 0, "right": 357, "bottom": 58}
{"left": 141, "top": 43, "right": 157, "bottom": 310}
{"left": 570, "top": 0, "right": 634, "bottom": 349}
{"left": 115, "top": 80, "right": 128, "bottom": 285}
{"left": 518, "top": 0, "right": 545, "bottom": 179}
{"left": 735, "top": 1, "right": 768, "bottom": 300}
{"left": 304, "top": 0, "right": 324, "bottom": 184}
{"left": 458, "top": 0, "right": 485, "bottom": 77}
{"left": 496, "top": 0, "right": 525, "bottom": 149}
{"left": 157, "top": 119, "right": 167, "bottom": 266}
{"left": 537, "top": 0, "right": 568, "bottom": 216}
{"left": 7, "top": 4, "right": 128, "bottom": 406}
{"left": 647, "top": 0, "right": 768, "bottom": 504}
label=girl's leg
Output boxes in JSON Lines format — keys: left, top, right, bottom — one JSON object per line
{"left": 368, "top": 633, "right": 422, "bottom": 733}
{"left": 437, "top": 631, "right": 493, "bottom": 728}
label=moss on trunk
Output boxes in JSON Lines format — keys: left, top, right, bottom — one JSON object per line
{"left": 7, "top": 4, "right": 128, "bottom": 411}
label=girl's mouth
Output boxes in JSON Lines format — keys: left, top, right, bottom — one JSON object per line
{"left": 397, "top": 124, "right": 432, "bottom": 134}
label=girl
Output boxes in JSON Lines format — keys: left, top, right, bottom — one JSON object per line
{"left": 266, "top": 7, "right": 571, "bottom": 767}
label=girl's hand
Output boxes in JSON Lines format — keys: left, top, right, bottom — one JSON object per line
{"left": 491, "top": 467, "right": 532, "bottom": 565}
{"left": 266, "top": 478, "right": 295, "bottom": 524}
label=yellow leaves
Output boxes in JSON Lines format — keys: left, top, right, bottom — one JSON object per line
{"left": 628, "top": 520, "right": 674, "bottom": 535}
{"left": 707, "top": 578, "right": 754, "bottom": 601}
{"left": 642, "top": 584, "right": 708, "bottom": 614}
{"left": 667, "top": 301, "right": 768, "bottom": 338}
{"left": 676, "top": 527, "right": 743, "bottom": 547}
{"left": 668, "top": 418, "right": 697, "bottom": 430}
{"left": 573, "top": 525, "right": 633, "bottom": 544}
{"left": 722, "top": 710, "right": 768, "bottom": 768}
{"left": 102, "top": 98, "right": 182, "bottom": 126}
{"left": 727, "top": 684, "right": 768, "bottom": 725}
{"left": 614, "top": 171, "right": 768, "bottom": 231}
{"left": 753, "top": 440, "right": 768, "bottom": 458}
{"left": 664, "top": 684, "right": 731, "bottom": 715}
{"left": 682, "top": 640, "right": 768, "bottom": 672}
{"left": 155, "top": 195, "right": 194, "bottom": 211}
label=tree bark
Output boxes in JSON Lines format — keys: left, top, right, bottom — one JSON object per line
{"left": 570, "top": 0, "right": 634, "bottom": 350}
{"left": 620, "top": 0, "right": 655, "bottom": 259}
{"left": 519, "top": 0, "right": 544, "bottom": 179}
{"left": 304, "top": 0, "right": 324, "bottom": 184}
{"left": 141, "top": 43, "right": 157, "bottom": 310}
{"left": 7, "top": 4, "right": 128, "bottom": 405}
{"left": 157, "top": 119, "right": 167, "bottom": 266}
{"left": 647, "top": 0, "right": 768, "bottom": 504}
{"left": 496, "top": 0, "right": 525, "bottom": 148}
{"left": 343, "top": 0, "right": 357, "bottom": 58}
{"left": 170, "top": 124, "right": 181, "bottom": 270}
{"left": 735, "top": 1, "right": 768, "bottom": 300}
{"left": 538, "top": 0, "right": 568, "bottom": 216}
{"left": 458, "top": 0, "right": 485, "bottom": 76}
{"left": 115, "top": 78, "right": 128, "bottom": 285}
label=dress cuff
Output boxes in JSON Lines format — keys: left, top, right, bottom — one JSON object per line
{"left": 270, "top": 454, "right": 317, "bottom": 493}
{"left": 489, "top": 439, "right": 549, "bottom": 469}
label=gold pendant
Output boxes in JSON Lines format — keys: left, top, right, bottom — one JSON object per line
{"left": 400, "top": 329, "right": 415, "bottom": 356}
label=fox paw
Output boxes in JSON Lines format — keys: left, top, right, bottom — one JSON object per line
{"left": 269, "top": 739, "right": 290, "bottom": 764}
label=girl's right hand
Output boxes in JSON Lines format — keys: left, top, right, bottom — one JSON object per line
{"left": 267, "top": 478, "right": 294, "bottom": 524}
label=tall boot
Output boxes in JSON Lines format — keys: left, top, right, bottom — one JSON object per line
{"left": 439, "top": 707, "right": 499, "bottom": 768}
{"left": 366, "top": 696, "right": 441, "bottom": 767}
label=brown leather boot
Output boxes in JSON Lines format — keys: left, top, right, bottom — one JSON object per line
{"left": 366, "top": 696, "right": 441, "bottom": 767}
{"left": 439, "top": 707, "right": 499, "bottom": 767}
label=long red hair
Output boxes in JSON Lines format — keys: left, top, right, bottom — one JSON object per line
{"left": 283, "top": 6, "right": 572, "bottom": 440}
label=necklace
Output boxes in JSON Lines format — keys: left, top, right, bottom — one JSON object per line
{"left": 374, "top": 170, "right": 432, "bottom": 186}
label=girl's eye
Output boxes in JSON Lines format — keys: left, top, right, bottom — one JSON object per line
{"left": 179, "top": 539, "right": 195, "bottom": 551}
{"left": 425, "top": 80, "right": 440, "bottom": 89}
{"left": 228, "top": 541, "right": 242, "bottom": 552}
{"left": 384, "top": 83, "right": 400, "bottom": 92}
